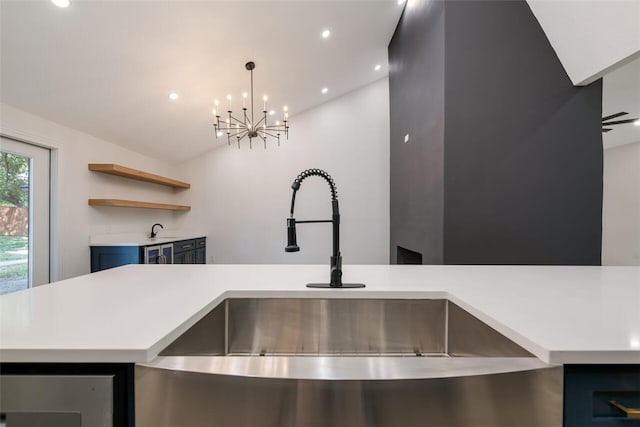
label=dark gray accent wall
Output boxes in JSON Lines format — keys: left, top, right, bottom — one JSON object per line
{"left": 388, "top": 0, "right": 603, "bottom": 265}
{"left": 389, "top": 0, "right": 445, "bottom": 264}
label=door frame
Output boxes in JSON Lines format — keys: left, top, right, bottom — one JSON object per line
{"left": 1, "top": 127, "right": 60, "bottom": 284}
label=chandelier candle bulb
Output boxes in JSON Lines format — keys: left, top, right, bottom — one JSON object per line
{"left": 243, "top": 92, "right": 247, "bottom": 109}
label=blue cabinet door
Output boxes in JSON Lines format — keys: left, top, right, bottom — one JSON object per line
{"left": 195, "top": 238, "right": 206, "bottom": 264}
{"left": 564, "top": 364, "right": 640, "bottom": 426}
{"left": 161, "top": 245, "right": 173, "bottom": 264}
{"left": 173, "top": 250, "right": 194, "bottom": 264}
{"left": 145, "top": 247, "right": 162, "bottom": 264}
{"left": 195, "top": 248, "right": 206, "bottom": 264}
{"left": 173, "top": 239, "right": 196, "bottom": 264}
{"left": 90, "top": 246, "right": 143, "bottom": 272}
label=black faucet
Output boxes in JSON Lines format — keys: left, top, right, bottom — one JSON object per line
{"left": 286, "top": 169, "right": 365, "bottom": 288}
{"left": 150, "top": 223, "right": 163, "bottom": 238}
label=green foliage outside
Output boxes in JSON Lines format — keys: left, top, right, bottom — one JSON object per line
{"left": 0, "top": 263, "right": 27, "bottom": 280}
{"left": 0, "top": 236, "right": 28, "bottom": 261}
{"left": 0, "top": 236, "right": 28, "bottom": 281}
{"left": 1, "top": 152, "right": 29, "bottom": 207}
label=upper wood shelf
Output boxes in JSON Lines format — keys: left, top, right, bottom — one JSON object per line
{"left": 88, "top": 164, "right": 190, "bottom": 189}
{"left": 88, "top": 199, "right": 191, "bottom": 211}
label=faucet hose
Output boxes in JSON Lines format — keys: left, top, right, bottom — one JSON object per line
{"left": 289, "top": 169, "right": 338, "bottom": 216}
{"left": 291, "top": 169, "right": 338, "bottom": 200}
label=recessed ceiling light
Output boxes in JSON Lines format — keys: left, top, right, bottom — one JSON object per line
{"left": 321, "top": 87, "right": 328, "bottom": 94}
{"left": 397, "top": 0, "right": 404, "bottom": 5}
{"left": 321, "top": 29, "right": 331, "bottom": 39}
{"left": 168, "top": 92, "right": 179, "bottom": 100}
{"left": 269, "top": 110, "right": 276, "bottom": 116}
{"left": 634, "top": 119, "right": 640, "bottom": 126}
{"left": 51, "top": 0, "right": 70, "bottom": 8}
{"left": 374, "top": 64, "right": 382, "bottom": 71}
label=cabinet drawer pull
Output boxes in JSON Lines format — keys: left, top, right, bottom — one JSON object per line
{"left": 181, "top": 244, "right": 192, "bottom": 249}
{"left": 610, "top": 400, "right": 640, "bottom": 418}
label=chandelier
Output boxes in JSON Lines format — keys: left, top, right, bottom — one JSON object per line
{"left": 213, "top": 61, "right": 289, "bottom": 149}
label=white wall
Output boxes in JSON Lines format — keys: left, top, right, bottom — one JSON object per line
{"left": 176, "top": 78, "right": 390, "bottom": 264}
{"left": 602, "top": 141, "right": 640, "bottom": 265}
{"left": 1, "top": 103, "right": 187, "bottom": 281}
{"left": 527, "top": 0, "right": 640, "bottom": 85}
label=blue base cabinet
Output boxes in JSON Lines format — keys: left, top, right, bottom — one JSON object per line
{"left": 90, "top": 246, "right": 143, "bottom": 272}
{"left": 173, "top": 238, "right": 207, "bottom": 264}
{"left": 564, "top": 365, "right": 640, "bottom": 426}
{"left": 91, "top": 237, "right": 206, "bottom": 272}
{"left": 173, "top": 239, "right": 196, "bottom": 264}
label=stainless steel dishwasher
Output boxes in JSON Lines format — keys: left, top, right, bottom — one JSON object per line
{"left": 0, "top": 375, "right": 113, "bottom": 427}
{"left": 136, "top": 298, "right": 562, "bottom": 427}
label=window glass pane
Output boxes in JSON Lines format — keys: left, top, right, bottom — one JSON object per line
{"left": 0, "top": 151, "right": 30, "bottom": 294}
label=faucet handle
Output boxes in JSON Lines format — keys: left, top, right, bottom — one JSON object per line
{"left": 285, "top": 218, "right": 300, "bottom": 252}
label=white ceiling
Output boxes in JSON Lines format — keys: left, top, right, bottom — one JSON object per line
{"left": 2, "top": 0, "right": 637, "bottom": 162}
{"left": 0, "top": 0, "right": 404, "bottom": 163}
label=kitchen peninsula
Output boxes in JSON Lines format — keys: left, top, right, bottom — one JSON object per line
{"left": 1, "top": 264, "right": 639, "bottom": 426}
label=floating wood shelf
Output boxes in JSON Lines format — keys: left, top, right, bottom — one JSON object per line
{"left": 88, "top": 199, "right": 191, "bottom": 211}
{"left": 88, "top": 164, "right": 190, "bottom": 189}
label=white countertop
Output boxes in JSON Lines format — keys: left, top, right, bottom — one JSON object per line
{"left": 1, "top": 264, "right": 638, "bottom": 364}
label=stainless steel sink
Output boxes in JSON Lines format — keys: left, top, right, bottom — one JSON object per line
{"left": 158, "top": 298, "right": 532, "bottom": 358}
{"left": 136, "top": 298, "right": 562, "bottom": 427}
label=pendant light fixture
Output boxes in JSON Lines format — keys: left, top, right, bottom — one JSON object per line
{"left": 213, "top": 61, "right": 289, "bottom": 149}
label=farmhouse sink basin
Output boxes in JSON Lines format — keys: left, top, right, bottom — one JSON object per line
{"left": 158, "top": 298, "right": 532, "bottom": 358}
{"left": 136, "top": 298, "right": 562, "bottom": 427}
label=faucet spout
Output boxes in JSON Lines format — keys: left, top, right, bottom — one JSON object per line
{"left": 285, "top": 169, "right": 364, "bottom": 289}
{"left": 150, "top": 223, "right": 164, "bottom": 238}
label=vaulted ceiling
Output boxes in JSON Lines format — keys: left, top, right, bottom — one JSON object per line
{"left": 1, "top": 0, "right": 637, "bottom": 163}
{"left": 1, "top": 0, "right": 404, "bottom": 163}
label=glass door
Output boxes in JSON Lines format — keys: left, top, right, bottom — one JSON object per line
{"left": 144, "top": 245, "right": 173, "bottom": 264}
{"left": 144, "top": 246, "right": 162, "bottom": 264}
{"left": 161, "top": 244, "right": 173, "bottom": 264}
{"left": 0, "top": 137, "right": 50, "bottom": 294}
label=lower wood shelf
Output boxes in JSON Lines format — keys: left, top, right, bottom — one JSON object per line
{"left": 88, "top": 199, "right": 191, "bottom": 211}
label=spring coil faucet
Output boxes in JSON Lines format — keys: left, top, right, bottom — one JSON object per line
{"left": 286, "top": 169, "right": 365, "bottom": 288}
